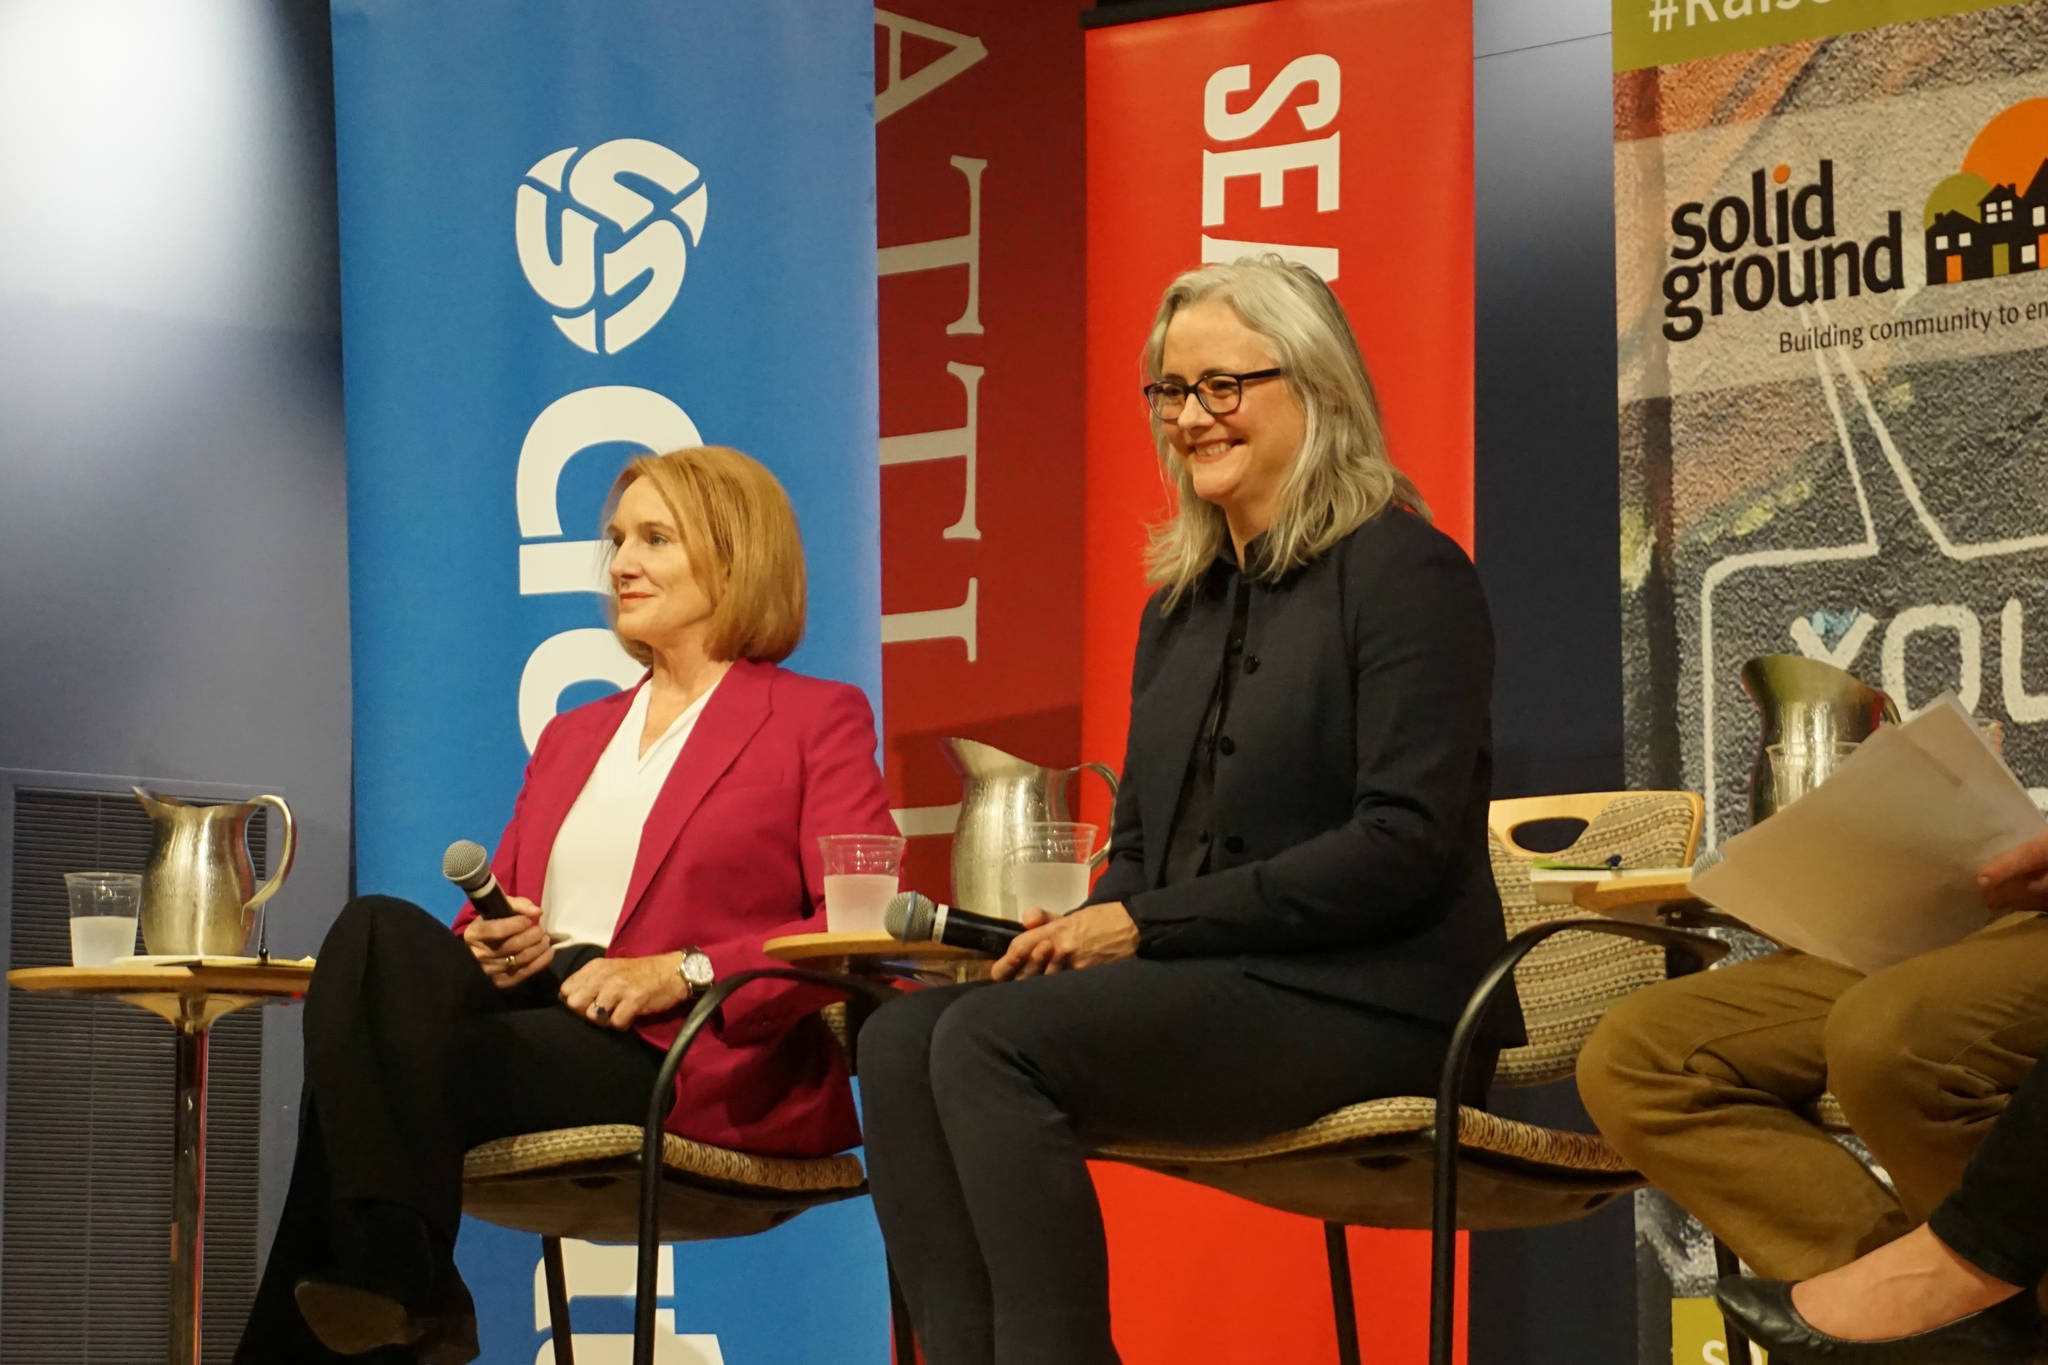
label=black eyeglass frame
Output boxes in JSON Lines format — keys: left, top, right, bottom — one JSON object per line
{"left": 1141, "top": 367, "right": 1285, "bottom": 420}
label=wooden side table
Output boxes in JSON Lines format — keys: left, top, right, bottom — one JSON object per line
{"left": 1528, "top": 866, "right": 1750, "bottom": 932}
{"left": 8, "top": 961, "right": 314, "bottom": 1365}
{"left": 762, "top": 930, "right": 985, "bottom": 983}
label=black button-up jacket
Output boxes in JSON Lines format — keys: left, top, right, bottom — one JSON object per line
{"left": 1089, "top": 506, "right": 1526, "bottom": 1046}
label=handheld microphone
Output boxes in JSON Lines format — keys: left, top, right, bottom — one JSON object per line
{"left": 883, "top": 890, "right": 1024, "bottom": 957}
{"left": 442, "top": 839, "right": 520, "bottom": 919}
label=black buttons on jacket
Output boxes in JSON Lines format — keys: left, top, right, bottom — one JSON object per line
{"left": 1243, "top": 655, "right": 1260, "bottom": 674}
{"left": 1217, "top": 736, "right": 1236, "bottom": 756}
{"left": 1223, "top": 834, "right": 1245, "bottom": 854}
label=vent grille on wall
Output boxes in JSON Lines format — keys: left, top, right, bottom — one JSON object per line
{"left": 2, "top": 786, "right": 265, "bottom": 1364}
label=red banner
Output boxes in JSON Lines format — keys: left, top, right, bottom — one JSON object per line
{"left": 1080, "top": 2, "right": 1476, "bottom": 1359}
{"left": 876, "top": 5, "right": 1089, "bottom": 897}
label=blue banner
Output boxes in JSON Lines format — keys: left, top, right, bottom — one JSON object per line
{"left": 332, "top": 3, "right": 884, "bottom": 1361}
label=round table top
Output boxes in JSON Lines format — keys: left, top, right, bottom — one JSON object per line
{"left": 8, "top": 960, "right": 315, "bottom": 1026}
{"left": 762, "top": 931, "right": 982, "bottom": 966}
{"left": 9, "top": 960, "right": 315, "bottom": 997}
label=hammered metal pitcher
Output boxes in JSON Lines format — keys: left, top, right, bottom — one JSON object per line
{"left": 941, "top": 739, "right": 1117, "bottom": 920}
{"left": 1739, "top": 655, "right": 1899, "bottom": 826}
{"left": 133, "top": 788, "right": 297, "bottom": 956}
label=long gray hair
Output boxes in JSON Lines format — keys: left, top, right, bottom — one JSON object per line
{"left": 1142, "top": 256, "right": 1428, "bottom": 607}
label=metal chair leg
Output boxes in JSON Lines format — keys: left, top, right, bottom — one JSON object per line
{"left": 632, "top": 969, "right": 898, "bottom": 1365}
{"left": 543, "top": 1236, "right": 576, "bottom": 1365}
{"left": 1323, "top": 1221, "right": 1364, "bottom": 1365}
{"left": 888, "top": 1261, "right": 918, "bottom": 1365}
{"left": 1714, "top": 1237, "right": 1753, "bottom": 1365}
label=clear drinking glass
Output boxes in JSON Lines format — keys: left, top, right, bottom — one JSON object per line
{"left": 1766, "top": 741, "right": 1861, "bottom": 809}
{"left": 1003, "top": 821, "right": 1099, "bottom": 920}
{"left": 65, "top": 871, "right": 142, "bottom": 965}
{"left": 819, "top": 834, "right": 905, "bottom": 933}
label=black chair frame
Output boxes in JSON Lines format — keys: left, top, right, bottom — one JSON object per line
{"left": 512, "top": 965, "right": 911, "bottom": 1365}
{"left": 583, "top": 937, "right": 1751, "bottom": 1365}
{"left": 1408, "top": 916, "right": 1731, "bottom": 1365}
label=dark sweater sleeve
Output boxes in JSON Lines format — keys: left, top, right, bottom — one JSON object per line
{"left": 1124, "top": 524, "right": 1493, "bottom": 956}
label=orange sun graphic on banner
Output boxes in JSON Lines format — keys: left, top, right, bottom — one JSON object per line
{"left": 1962, "top": 96, "right": 2048, "bottom": 191}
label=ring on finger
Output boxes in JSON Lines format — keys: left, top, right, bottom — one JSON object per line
{"left": 592, "top": 1004, "right": 610, "bottom": 1020}
{"left": 501, "top": 953, "right": 516, "bottom": 968}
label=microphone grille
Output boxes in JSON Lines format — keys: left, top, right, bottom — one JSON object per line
{"left": 883, "top": 891, "right": 935, "bottom": 942}
{"left": 442, "top": 839, "right": 490, "bottom": 888}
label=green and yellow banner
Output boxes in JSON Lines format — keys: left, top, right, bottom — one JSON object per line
{"left": 1615, "top": 0, "right": 2023, "bottom": 72}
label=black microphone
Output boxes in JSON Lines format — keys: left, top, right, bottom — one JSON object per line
{"left": 442, "top": 839, "right": 520, "bottom": 918}
{"left": 883, "top": 890, "right": 1024, "bottom": 957}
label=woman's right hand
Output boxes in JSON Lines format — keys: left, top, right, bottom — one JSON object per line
{"left": 462, "top": 896, "right": 555, "bottom": 989}
{"left": 1980, "top": 832, "right": 2048, "bottom": 914}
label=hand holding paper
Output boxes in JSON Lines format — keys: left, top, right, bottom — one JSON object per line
{"left": 1691, "top": 695, "right": 2046, "bottom": 973}
{"left": 1979, "top": 830, "right": 2048, "bottom": 914}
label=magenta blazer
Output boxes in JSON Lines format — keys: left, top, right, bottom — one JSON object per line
{"left": 454, "top": 658, "right": 895, "bottom": 1156}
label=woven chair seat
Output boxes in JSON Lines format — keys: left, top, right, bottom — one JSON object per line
{"left": 462, "top": 1124, "right": 867, "bottom": 1244}
{"left": 1095, "top": 1095, "right": 1640, "bottom": 1233}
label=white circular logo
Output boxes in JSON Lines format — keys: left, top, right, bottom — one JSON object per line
{"left": 514, "top": 138, "right": 709, "bottom": 355}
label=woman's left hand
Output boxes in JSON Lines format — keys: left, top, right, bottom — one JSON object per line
{"left": 991, "top": 902, "right": 1139, "bottom": 981}
{"left": 559, "top": 953, "right": 691, "bottom": 1030}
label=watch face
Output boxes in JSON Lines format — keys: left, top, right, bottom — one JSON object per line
{"left": 685, "top": 952, "right": 715, "bottom": 986}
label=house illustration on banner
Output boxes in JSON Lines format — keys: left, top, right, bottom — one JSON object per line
{"left": 1924, "top": 166, "right": 2048, "bottom": 283}
{"left": 1922, "top": 98, "right": 2048, "bottom": 284}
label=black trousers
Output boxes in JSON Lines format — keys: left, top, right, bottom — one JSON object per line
{"left": 233, "top": 897, "right": 661, "bottom": 1364}
{"left": 858, "top": 957, "right": 1481, "bottom": 1365}
{"left": 1928, "top": 1056, "right": 2048, "bottom": 1289}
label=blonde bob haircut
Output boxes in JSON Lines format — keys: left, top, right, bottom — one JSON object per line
{"left": 602, "top": 446, "right": 806, "bottom": 665}
{"left": 1141, "top": 255, "right": 1428, "bottom": 608}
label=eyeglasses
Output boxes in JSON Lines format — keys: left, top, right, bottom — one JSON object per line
{"left": 1141, "top": 368, "right": 1284, "bottom": 420}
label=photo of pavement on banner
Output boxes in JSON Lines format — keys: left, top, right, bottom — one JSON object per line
{"left": 1613, "top": 1, "right": 2048, "bottom": 1356}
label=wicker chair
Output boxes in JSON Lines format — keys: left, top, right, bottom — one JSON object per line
{"left": 460, "top": 967, "right": 913, "bottom": 1365}
{"left": 1094, "top": 791, "right": 1729, "bottom": 1365}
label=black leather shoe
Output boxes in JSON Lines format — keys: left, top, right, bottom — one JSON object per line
{"left": 414, "top": 1274, "right": 479, "bottom": 1365}
{"left": 295, "top": 1200, "right": 478, "bottom": 1363}
{"left": 292, "top": 1276, "right": 423, "bottom": 1355}
{"left": 1715, "top": 1276, "right": 2039, "bottom": 1363}
{"left": 292, "top": 1272, "right": 476, "bottom": 1363}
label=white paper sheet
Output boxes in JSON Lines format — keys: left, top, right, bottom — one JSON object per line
{"left": 1690, "top": 695, "right": 2046, "bottom": 973}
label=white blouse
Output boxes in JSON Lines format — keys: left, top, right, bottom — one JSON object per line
{"left": 539, "top": 678, "right": 719, "bottom": 947}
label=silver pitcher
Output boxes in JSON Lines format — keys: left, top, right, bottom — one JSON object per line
{"left": 134, "top": 788, "right": 298, "bottom": 956}
{"left": 941, "top": 738, "right": 1118, "bottom": 919}
{"left": 1739, "top": 655, "right": 1899, "bottom": 826}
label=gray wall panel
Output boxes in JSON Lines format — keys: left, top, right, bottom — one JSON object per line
{"left": 1475, "top": 29, "right": 1624, "bottom": 801}
{"left": 1476, "top": 0, "right": 1612, "bottom": 58}
{"left": 0, "top": 0, "right": 346, "bottom": 1277}
{"left": 1470, "top": 13, "right": 1636, "bottom": 1365}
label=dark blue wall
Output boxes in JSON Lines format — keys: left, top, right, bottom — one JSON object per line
{"left": 1470, "top": 2, "right": 1634, "bottom": 1362}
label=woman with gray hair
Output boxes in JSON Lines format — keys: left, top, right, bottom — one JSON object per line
{"left": 858, "top": 256, "right": 1522, "bottom": 1365}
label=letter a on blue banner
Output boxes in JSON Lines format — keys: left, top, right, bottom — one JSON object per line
{"left": 331, "top": 2, "right": 883, "bottom": 1361}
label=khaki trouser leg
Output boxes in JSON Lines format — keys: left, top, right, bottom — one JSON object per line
{"left": 1824, "top": 912, "right": 2048, "bottom": 1223}
{"left": 1577, "top": 950, "right": 1908, "bottom": 1279}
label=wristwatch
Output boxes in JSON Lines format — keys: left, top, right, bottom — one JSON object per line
{"left": 675, "top": 946, "right": 715, "bottom": 994}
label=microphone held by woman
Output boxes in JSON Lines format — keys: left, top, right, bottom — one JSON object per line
{"left": 882, "top": 890, "right": 1022, "bottom": 956}
{"left": 441, "top": 839, "right": 518, "bottom": 918}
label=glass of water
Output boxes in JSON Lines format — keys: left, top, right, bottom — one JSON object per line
{"left": 1004, "top": 822, "right": 1099, "bottom": 920}
{"left": 819, "top": 834, "right": 905, "bottom": 933}
{"left": 65, "top": 871, "right": 142, "bottom": 966}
